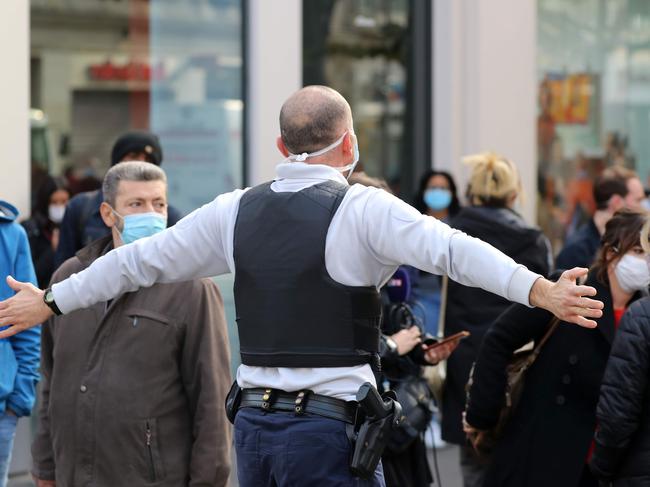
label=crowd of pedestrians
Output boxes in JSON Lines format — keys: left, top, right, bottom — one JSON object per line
{"left": 0, "top": 85, "right": 648, "bottom": 487}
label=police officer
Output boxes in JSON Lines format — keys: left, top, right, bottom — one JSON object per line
{"left": 0, "top": 86, "right": 604, "bottom": 486}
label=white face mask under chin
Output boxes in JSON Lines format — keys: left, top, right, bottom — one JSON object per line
{"left": 614, "top": 254, "right": 650, "bottom": 293}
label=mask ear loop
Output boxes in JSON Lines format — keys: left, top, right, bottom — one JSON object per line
{"left": 109, "top": 207, "right": 126, "bottom": 243}
{"left": 285, "top": 131, "right": 349, "bottom": 163}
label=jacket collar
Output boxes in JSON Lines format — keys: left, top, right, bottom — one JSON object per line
{"left": 75, "top": 235, "right": 114, "bottom": 268}
{"left": 275, "top": 162, "right": 349, "bottom": 185}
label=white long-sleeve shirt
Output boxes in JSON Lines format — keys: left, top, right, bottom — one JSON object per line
{"left": 52, "top": 162, "right": 541, "bottom": 400}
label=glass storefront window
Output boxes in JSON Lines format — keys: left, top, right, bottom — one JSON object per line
{"left": 30, "top": 0, "right": 243, "bottom": 209}
{"left": 303, "top": 0, "right": 431, "bottom": 200}
{"left": 30, "top": 0, "right": 244, "bottom": 375}
{"left": 537, "top": 0, "right": 650, "bottom": 251}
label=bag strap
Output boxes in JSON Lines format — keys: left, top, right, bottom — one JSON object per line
{"left": 522, "top": 316, "right": 561, "bottom": 368}
{"left": 437, "top": 275, "right": 449, "bottom": 338}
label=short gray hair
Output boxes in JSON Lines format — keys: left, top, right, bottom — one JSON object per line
{"left": 102, "top": 161, "right": 167, "bottom": 206}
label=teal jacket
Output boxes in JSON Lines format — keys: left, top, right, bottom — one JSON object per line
{"left": 0, "top": 200, "right": 40, "bottom": 416}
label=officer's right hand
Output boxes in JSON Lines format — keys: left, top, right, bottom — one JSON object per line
{"left": 0, "top": 276, "right": 53, "bottom": 338}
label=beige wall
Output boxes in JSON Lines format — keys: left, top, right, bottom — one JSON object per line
{"left": 0, "top": 0, "right": 33, "bottom": 476}
{"left": 434, "top": 0, "right": 537, "bottom": 222}
{"left": 246, "top": 0, "right": 302, "bottom": 185}
{"left": 0, "top": 0, "right": 30, "bottom": 218}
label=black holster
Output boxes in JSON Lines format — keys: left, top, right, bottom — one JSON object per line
{"left": 225, "top": 381, "right": 242, "bottom": 424}
{"left": 349, "top": 383, "right": 402, "bottom": 479}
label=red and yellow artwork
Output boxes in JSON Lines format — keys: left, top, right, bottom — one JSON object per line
{"left": 541, "top": 73, "right": 593, "bottom": 124}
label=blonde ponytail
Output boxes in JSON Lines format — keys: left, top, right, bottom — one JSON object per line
{"left": 463, "top": 151, "right": 521, "bottom": 206}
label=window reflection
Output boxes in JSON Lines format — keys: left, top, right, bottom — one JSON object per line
{"left": 30, "top": 0, "right": 243, "bottom": 213}
{"left": 537, "top": 0, "right": 650, "bottom": 251}
{"left": 304, "top": 0, "right": 410, "bottom": 193}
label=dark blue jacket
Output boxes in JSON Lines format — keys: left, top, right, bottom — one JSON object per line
{"left": 556, "top": 219, "right": 601, "bottom": 270}
{"left": 54, "top": 190, "right": 183, "bottom": 267}
{"left": 0, "top": 200, "right": 41, "bottom": 416}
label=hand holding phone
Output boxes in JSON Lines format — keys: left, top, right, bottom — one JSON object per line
{"left": 422, "top": 331, "right": 470, "bottom": 351}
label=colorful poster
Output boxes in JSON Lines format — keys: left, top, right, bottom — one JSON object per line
{"left": 541, "top": 73, "right": 593, "bottom": 125}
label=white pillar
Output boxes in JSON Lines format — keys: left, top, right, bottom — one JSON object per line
{"left": 246, "top": 0, "right": 302, "bottom": 185}
{"left": 434, "top": 0, "right": 537, "bottom": 222}
{"left": 0, "top": 1, "right": 33, "bottom": 475}
{"left": 0, "top": 0, "right": 30, "bottom": 217}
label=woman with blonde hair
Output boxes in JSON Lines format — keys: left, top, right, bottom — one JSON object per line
{"left": 440, "top": 152, "right": 552, "bottom": 487}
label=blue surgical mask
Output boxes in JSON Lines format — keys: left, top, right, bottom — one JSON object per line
{"left": 424, "top": 188, "right": 452, "bottom": 211}
{"left": 112, "top": 210, "right": 167, "bottom": 245}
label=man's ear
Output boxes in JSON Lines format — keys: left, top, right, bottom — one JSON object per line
{"left": 276, "top": 137, "right": 290, "bottom": 157}
{"left": 342, "top": 132, "right": 355, "bottom": 157}
{"left": 609, "top": 194, "right": 625, "bottom": 213}
{"left": 99, "top": 202, "right": 117, "bottom": 228}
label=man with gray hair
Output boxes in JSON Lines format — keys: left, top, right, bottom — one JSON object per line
{"left": 2, "top": 86, "right": 603, "bottom": 486}
{"left": 30, "top": 161, "right": 232, "bottom": 487}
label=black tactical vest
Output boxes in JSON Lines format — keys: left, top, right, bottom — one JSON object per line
{"left": 233, "top": 180, "right": 382, "bottom": 368}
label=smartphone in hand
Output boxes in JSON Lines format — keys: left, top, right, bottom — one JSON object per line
{"left": 422, "top": 331, "right": 470, "bottom": 351}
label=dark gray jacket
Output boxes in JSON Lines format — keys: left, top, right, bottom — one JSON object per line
{"left": 31, "top": 236, "right": 232, "bottom": 486}
{"left": 591, "top": 298, "right": 650, "bottom": 486}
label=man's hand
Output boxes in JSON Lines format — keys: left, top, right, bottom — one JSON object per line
{"left": 33, "top": 475, "right": 56, "bottom": 487}
{"left": 0, "top": 276, "right": 52, "bottom": 338}
{"left": 390, "top": 326, "right": 422, "bottom": 356}
{"left": 423, "top": 338, "right": 460, "bottom": 365}
{"left": 529, "top": 268, "right": 603, "bottom": 328}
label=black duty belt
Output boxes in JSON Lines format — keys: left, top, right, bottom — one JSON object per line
{"left": 240, "top": 388, "right": 359, "bottom": 424}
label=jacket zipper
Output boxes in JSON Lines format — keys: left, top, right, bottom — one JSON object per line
{"left": 146, "top": 421, "right": 157, "bottom": 482}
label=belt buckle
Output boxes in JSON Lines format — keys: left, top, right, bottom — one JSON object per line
{"left": 262, "top": 388, "right": 275, "bottom": 410}
{"left": 294, "top": 390, "right": 310, "bottom": 416}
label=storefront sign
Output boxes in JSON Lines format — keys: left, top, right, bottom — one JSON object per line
{"left": 87, "top": 60, "right": 161, "bottom": 82}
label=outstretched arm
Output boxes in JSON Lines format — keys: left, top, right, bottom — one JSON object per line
{"left": 362, "top": 189, "right": 602, "bottom": 328}
{"left": 0, "top": 190, "right": 244, "bottom": 337}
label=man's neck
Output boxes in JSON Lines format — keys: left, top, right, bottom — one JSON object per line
{"left": 593, "top": 210, "right": 611, "bottom": 235}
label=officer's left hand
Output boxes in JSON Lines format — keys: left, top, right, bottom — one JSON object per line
{"left": 423, "top": 338, "right": 460, "bottom": 365}
{"left": 529, "top": 268, "right": 603, "bottom": 328}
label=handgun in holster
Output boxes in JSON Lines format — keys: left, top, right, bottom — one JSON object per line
{"left": 349, "top": 382, "right": 403, "bottom": 479}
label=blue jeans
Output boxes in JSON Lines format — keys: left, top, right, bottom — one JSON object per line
{"left": 0, "top": 413, "right": 18, "bottom": 487}
{"left": 235, "top": 408, "right": 385, "bottom": 487}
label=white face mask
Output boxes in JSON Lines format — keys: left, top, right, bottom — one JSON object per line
{"left": 614, "top": 253, "right": 650, "bottom": 293}
{"left": 48, "top": 204, "right": 66, "bottom": 224}
{"left": 286, "top": 131, "right": 360, "bottom": 180}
